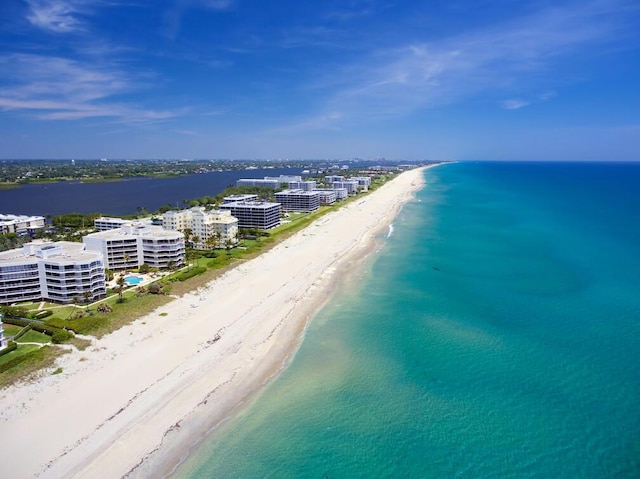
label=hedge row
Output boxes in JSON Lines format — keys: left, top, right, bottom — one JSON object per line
{"left": 3, "top": 317, "right": 68, "bottom": 337}
{"left": 0, "top": 341, "right": 18, "bottom": 358}
{"left": 12, "top": 325, "right": 32, "bottom": 341}
{"left": 176, "top": 266, "right": 207, "bottom": 281}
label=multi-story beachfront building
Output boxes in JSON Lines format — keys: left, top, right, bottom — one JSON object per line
{"left": 331, "top": 180, "right": 360, "bottom": 194}
{"left": 94, "top": 217, "right": 128, "bottom": 231}
{"left": 331, "top": 188, "right": 349, "bottom": 200}
{"left": 162, "top": 207, "right": 238, "bottom": 249}
{"left": 274, "top": 190, "right": 320, "bottom": 213}
{"left": 0, "top": 241, "right": 106, "bottom": 305}
{"left": 0, "top": 214, "right": 46, "bottom": 235}
{"left": 236, "top": 175, "right": 315, "bottom": 191}
{"left": 83, "top": 222, "right": 185, "bottom": 271}
{"left": 325, "top": 175, "right": 345, "bottom": 183}
{"left": 219, "top": 201, "right": 281, "bottom": 229}
{"left": 287, "top": 180, "right": 317, "bottom": 191}
{"left": 351, "top": 176, "right": 372, "bottom": 190}
{"left": 223, "top": 194, "right": 259, "bottom": 204}
{"left": 236, "top": 178, "right": 281, "bottom": 189}
{"left": 313, "top": 189, "right": 337, "bottom": 205}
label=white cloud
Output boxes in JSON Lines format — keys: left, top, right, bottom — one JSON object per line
{"left": 502, "top": 99, "right": 531, "bottom": 110}
{"left": 287, "top": 0, "right": 635, "bottom": 129}
{"left": 26, "top": 0, "right": 83, "bottom": 33}
{"left": 0, "top": 54, "right": 176, "bottom": 122}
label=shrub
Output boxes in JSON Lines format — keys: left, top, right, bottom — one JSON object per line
{"left": 97, "top": 303, "right": 113, "bottom": 313}
{"left": 34, "top": 310, "right": 53, "bottom": 319}
{"left": 47, "top": 316, "right": 109, "bottom": 335}
{"left": 138, "top": 263, "right": 150, "bottom": 274}
{"left": 0, "top": 306, "right": 28, "bottom": 319}
{"left": 51, "top": 329, "right": 74, "bottom": 344}
{"left": 0, "top": 341, "right": 18, "bottom": 357}
{"left": 147, "top": 282, "right": 163, "bottom": 295}
{"left": 176, "top": 266, "right": 206, "bottom": 281}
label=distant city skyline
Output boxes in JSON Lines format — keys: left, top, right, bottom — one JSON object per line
{"left": 1, "top": 0, "right": 639, "bottom": 161}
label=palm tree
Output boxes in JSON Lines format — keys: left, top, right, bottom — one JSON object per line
{"left": 192, "top": 235, "right": 201, "bottom": 249}
{"left": 205, "top": 234, "right": 216, "bottom": 251}
{"left": 116, "top": 274, "right": 126, "bottom": 303}
{"left": 183, "top": 228, "right": 193, "bottom": 247}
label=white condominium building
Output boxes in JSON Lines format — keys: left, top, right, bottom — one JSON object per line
{"left": 236, "top": 175, "right": 313, "bottom": 190}
{"left": 351, "top": 176, "right": 372, "bottom": 189}
{"left": 220, "top": 201, "right": 281, "bottom": 229}
{"left": 236, "top": 178, "right": 280, "bottom": 189}
{"left": 274, "top": 189, "right": 320, "bottom": 213}
{"left": 287, "top": 180, "right": 317, "bottom": 191}
{"left": 331, "top": 180, "right": 359, "bottom": 194}
{"left": 84, "top": 222, "right": 185, "bottom": 271}
{"left": 313, "top": 189, "right": 337, "bottom": 205}
{"left": 94, "top": 217, "right": 128, "bottom": 231}
{"left": 223, "top": 194, "right": 259, "bottom": 204}
{"left": 325, "top": 175, "right": 345, "bottom": 183}
{"left": 0, "top": 214, "right": 46, "bottom": 235}
{"left": 162, "top": 207, "right": 238, "bottom": 249}
{"left": 0, "top": 241, "right": 106, "bottom": 305}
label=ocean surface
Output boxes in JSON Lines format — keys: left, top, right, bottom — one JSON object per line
{"left": 0, "top": 167, "right": 302, "bottom": 217}
{"left": 175, "top": 162, "right": 640, "bottom": 478}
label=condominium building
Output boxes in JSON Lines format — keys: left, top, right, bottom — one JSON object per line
{"left": 236, "top": 175, "right": 312, "bottom": 190}
{"left": 274, "top": 189, "right": 320, "bottom": 213}
{"left": 264, "top": 175, "right": 302, "bottom": 183}
{"left": 83, "top": 222, "right": 185, "bottom": 271}
{"left": 325, "top": 175, "right": 345, "bottom": 183}
{"left": 331, "top": 180, "right": 360, "bottom": 194}
{"left": 162, "top": 207, "right": 238, "bottom": 249}
{"left": 331, "top": 188, "right": 349, "bottom": 200}
{"left": 219, "top": 201, "right": 281, "bottom": 229}
{"left": 236, "top": 178, "right": 280, "bottom": 189}
{"left": 222, "top": 194, "right": 259, "bottom": 204}
{"left": 351, "top": 176, "right": 372, "bottom": 189}
{"left": 0, "top": 241, "right": 106, "bottom": 305}
{"left": 94, "top": 217, "right": 128, "bottom": 231}
{"left": 0, "top": 214, "right": 45, "bottom": 235}
{"left": 287, "top": 180, "right": 317, "bottom": 191}
{"left": 313, "top": 189, "right": 337, "bottom": 205}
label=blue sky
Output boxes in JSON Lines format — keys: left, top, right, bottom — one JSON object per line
{"left": 0, "top": 0, "right": 638, "bottom": 161}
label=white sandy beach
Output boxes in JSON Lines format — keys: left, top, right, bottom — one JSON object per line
{"left": 0, "top": 166, "right": 428, "bottom": 478}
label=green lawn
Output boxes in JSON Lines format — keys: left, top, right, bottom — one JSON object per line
{"left": 0, "top": 344, "right": 42, "bottom": 368}
{"left": 3, "top": 324, "right": 51, "bottom": 344}
{"left": 18, "top": 330, "right": 51, "bottom": 344}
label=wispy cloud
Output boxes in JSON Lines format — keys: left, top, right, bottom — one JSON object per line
{"left": 26, "top": 0, "right": 85, "bottom": 33}
{"left": 501, "top": 90, "right": 558, "bottom": 110}
{"left": 502, "top": 99, "right": 530, "bottom": 110}
{"left": 0, "top": 54, "right": 177, "bottom": 122}
{"left": 283, "top": 0, "right": 636, "bottom": 130}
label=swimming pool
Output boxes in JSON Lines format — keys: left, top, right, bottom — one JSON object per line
{"left": 124, "top": 275, "right": 143, "bottom": 286}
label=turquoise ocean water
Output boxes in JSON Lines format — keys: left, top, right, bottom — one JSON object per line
{"left": 176, "top": 162, "right": 640, "bottom": 478}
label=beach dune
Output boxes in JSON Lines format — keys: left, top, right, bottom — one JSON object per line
{"left": 0, "top": 167, "right": 427, "bottom": 478}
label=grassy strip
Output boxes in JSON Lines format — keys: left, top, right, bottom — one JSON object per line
{"left": 46, "top": 293, "right": 173, "bottom": 338}
{"left": 0, "top": 346, "right": 68, "bottom": 389}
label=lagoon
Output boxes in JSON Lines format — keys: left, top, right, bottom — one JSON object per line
{"left": 0, "top": 167, "right": 303, "bottom": 217}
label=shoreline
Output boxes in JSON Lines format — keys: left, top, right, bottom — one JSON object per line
{"left": 0, "top": 165, "right": 435, "bottom": 478}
